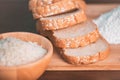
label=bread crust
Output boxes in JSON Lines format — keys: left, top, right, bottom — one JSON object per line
{"left": 36, "top": 20, "right": 48, "bottom": 37}
{"left": 59, "top": 39, "right": 110, "bottom": 64}
{"left": 36, "top": 21, "right": 53, "bottom": 37}
{"left": 40, "top": 9, "right": 87, "bottom": 30}
{"left": 29, "top": 0, "right": 38, "bottom": 11}
{"left": 29, "top": 0, "right": 86, "bottom": 19}
{"left": 74, "top": 0, "right": 86, "bottom": 11}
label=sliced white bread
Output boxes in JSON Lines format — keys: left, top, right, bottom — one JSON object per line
{"left": 46, "top": 20, "right": 100, "bottom": 48}
{"left": 39, "top": 9, "right": 87, "bottom": 30}
{"left": 29, "top": 0, "right": 86, "bottom": 19}
{"left": 59, "top": 38, "right": 110, "bottom": 64}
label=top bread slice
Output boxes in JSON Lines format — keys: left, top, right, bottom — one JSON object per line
{"left": 58, "top": 37, "right": 110, "bottom": 64}
{"left": 38, "top": 20, "right": 100, "bottom": 48}
{"left": 39, "top": 9, "right": 87, "bottom": 30}
{"left": 29, "top": 0, "right": 86, "bottom": 19}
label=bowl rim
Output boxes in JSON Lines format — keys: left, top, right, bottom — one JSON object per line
{"left": 0, "top": 31, "right": 53, "bottom": 69}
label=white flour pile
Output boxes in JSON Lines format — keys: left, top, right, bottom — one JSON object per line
{"left": 0, "top": 37, "right": 47, "bottom": 66}
{"left": 94, "top": 6, "right": 120, "bottom": 44}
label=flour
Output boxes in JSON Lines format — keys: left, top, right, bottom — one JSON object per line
{"left": 93, "top": 6, "right": 120, "bottom": 44}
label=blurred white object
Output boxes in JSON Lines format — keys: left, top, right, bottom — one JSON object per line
{"left": 94, "top": 6, "right": 120, "bottom": 44}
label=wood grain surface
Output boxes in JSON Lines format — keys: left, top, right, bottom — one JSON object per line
{"left": 40, "top": 71, "right": 120, "bottom": 80}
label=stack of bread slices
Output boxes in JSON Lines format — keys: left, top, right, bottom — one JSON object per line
{"left": 29, "top": 0, "right": 110, "bottom": 64}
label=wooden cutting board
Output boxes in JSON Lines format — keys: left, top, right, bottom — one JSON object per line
{"left": 46, "top": 4, "right": 120, "bottom": 71}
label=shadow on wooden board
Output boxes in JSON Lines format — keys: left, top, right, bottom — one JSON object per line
{"left": 86, "top": 0, "right": 120, "bottom": 3}
{"left": 39, "top": 71, "right": 120, "bottom": 80}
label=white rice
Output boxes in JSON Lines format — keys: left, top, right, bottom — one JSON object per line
{"left": 0, "top": 37, "right": 47, "bottom": 66}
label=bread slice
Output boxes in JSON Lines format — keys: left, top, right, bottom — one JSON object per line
{"left": 29, "top": 0, "right": 86, "bottom": 19}
{"left": 33, "top": 0, "right": 77, "bottom": 18}
{"left": 46, "top": 20, "right": 100, "bottom": 48}
{"left": 58, "top": 38, "right": 110, "bottom": 64}
{"left": 39, "top": 9, "right": 87, "bottom": 30}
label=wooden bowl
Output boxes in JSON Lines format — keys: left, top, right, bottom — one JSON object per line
{"left": 0, "top": 32, "right": 53, "bottom": 80}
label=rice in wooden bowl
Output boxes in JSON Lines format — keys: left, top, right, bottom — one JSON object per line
{"left": 0, "top": 32, "right": 53, "bottom": 80}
